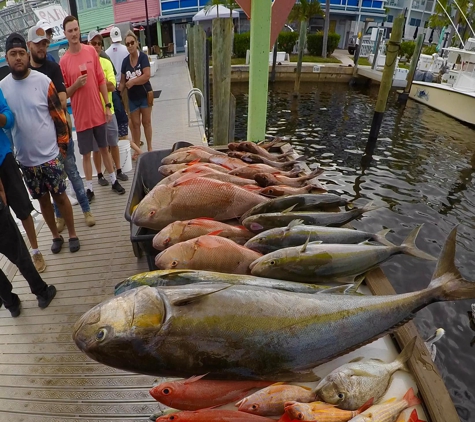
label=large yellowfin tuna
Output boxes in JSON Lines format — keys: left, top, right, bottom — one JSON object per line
{"left": 249, "top": 226, "right": 435, "bottom": 283}
{"left": 73, "top": 228, "right": 475, "bottom": 381}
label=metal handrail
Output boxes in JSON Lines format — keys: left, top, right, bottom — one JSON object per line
{"left": 187, "top": 88, "right": 205, "bottom": 127}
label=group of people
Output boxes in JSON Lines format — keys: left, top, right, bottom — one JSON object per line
{"left": 0, "top": 16, "right": 154, "bottom": 317}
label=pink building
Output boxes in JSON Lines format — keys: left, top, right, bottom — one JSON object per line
{"left": 113, "top": 0, "right": 160, "bottom": 25}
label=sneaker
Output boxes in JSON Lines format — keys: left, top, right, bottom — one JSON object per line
{"left": 84, "top": 211, "right": 96, "bottom": 227}
{"left": 116, "top": 171, "right": 129, "bottom": 181}
{"left": 32, "top": 252, "right": 46, "bottom": 273}
{"left": 37, "top": 285, "right": 57, "bottom": 309}
{"left": 98, "top": 175, "right": 109, "bottom": 186}
{"left": 56, "top": 217, "right": 65, "bottom": 233}
{"left": 86, "top": 189, "right": 95, "bottom": 203}
{"left": 112, "top": 180, "right": 125, "bottom": 195}
{"left": 8, "top": 294, "right": 21, "bottom": 318}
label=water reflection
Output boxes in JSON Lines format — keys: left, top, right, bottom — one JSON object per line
{"left": 233, "top": 81, "right": 475, "bottom": 421}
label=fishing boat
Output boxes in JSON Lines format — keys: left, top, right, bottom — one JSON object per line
{"left": 125, "top": 141, "right": 460, "bottom": 422}
{"left": 409, "top": 38, "right": 475, "bottom": 125}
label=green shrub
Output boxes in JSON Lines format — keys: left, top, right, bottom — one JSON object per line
{"left": 278, "top": 31, "right": 299, "bottom": 54}
{"left": 233, "top": 32, "right": 251, "bottom": 58}
{"left": 307, "top": 32, "right": 341, "bottom": 57}
{"left": 399, "top": 41, "right": 416, "bottom": 59}
{"left": 422, "top": 44, "right": 437, "bottom": 55}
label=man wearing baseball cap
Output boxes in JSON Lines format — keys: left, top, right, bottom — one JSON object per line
{"left": 36, "top": 19, "right": 56, "bottom": 62}
{"left": 0, "top": 32, "right": 80, "bottom": 254}
{"left": 28, "top": 24, "right": 95, "bottom": 231}
{"left": 105, "top": 27, "right": 128, "bottom": 85}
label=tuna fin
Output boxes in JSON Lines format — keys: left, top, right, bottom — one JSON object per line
{"left": 344, "top": 274, "right": 365, "bottom": 295}
{"left": 208, "top": 230, "right": 224, "bottom": 236}
{"left": 286, "top": 219, "right": 304, "bottom": 231}
{"left": 394, "top": 336, "right": 417, "bottom": 369}
{"left": 319, "top": 284, "right": 360, "bottom": 295}
{"left": 357, "top": 397, "right": 374, "bottom": 414}
{"left": 359, "top": 200, "right": 384, "bottom": 215}
{"left": 403, "top": 387, "right": 421, "bottom": 407}
{"left": 427, "top": 226, "right": 475, "bottom": 302}
{"left": 300, "top": 234, "right": 312, "bottom": 253}
{"left": 184, "top": 373, "right": 209, "bottom": 384}
{"left": 168, "top": 283, "right": 232, "bottom": 306}
{"left": 374, "top": 229, "right": 394, "bottom": 246}
{"left": 400, "top": 225, "right": 437, "bottom": 261}
{"left": 282, "top": 204, "right": 297, "bottom": 213}
{"left": 348, "top": 356, "right": 365, "bottom": 363}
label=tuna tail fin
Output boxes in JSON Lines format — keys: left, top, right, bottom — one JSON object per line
{"left": 373, "top": 229, "right": 394, "bottom": 247}
{"left": 428, "top": 226, "right": 475, "bottom": 301}
{"left": 400, "top": 225, "right": 437, "bottom": 261}
{"left": 403, "top": 387, "right": 421, "bottom": 407}
{"left": 409, "top": 409, "right": 426, "bottom": 422}
{"left": 394, "top": 336, "right": 417, "bottom": 370}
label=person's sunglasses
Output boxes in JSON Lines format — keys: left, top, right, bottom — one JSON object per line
{"left": 126, "top": 41, "right": 135, "bottom": 47}
{"left": 90, "top": 41, "right": 101, "bottom": 46}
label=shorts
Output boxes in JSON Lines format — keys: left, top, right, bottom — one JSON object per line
{"left": 93, "top": 115, "right": 119, "bottom": 152}
{"left": 128, "top": 97, "right": 149, "bottom": 114}
{"left": 19, "top": 153, "right": 66, "bottom": 200}
{"left": 0, "top": 152, "right": 33, "bottom": 220}
{"left": 77, "top": 123, "right": 107, "bottom": 155}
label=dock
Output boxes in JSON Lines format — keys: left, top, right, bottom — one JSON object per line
{"left": 0, "top": 55, "right": 204, "bottom": 421}
{"left": 356, "top": 65, "right": 408, "bottom": 88}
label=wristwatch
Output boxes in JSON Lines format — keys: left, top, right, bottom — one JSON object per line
{"left": 105, "top": 103, "right": 112, "bottom": 109}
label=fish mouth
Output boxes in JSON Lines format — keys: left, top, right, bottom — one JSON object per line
{"left": 249, "top": 257, "right": 262, "bottom": 271}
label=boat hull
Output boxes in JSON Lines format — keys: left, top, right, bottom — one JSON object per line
{"left": 409, "top": 81, "right": 475, "bottom": 125}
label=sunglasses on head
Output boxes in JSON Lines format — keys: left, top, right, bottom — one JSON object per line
{"left": 126, "top": 40, "right": 135, "bottom": 47}
{"left": 90, "top": 41, "right": 101, "bottom": 46}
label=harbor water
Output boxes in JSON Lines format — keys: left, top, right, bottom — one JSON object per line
{"left": 232, "top": 81, "right": 475, "bottom": 421}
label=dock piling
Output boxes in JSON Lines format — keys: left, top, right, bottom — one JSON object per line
{"left": 398, "top": 33, "right": 424, "bottom": 104}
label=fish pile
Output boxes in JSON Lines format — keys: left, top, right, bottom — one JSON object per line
{"left": 74, "top": 141, "right": 471, "bottom": 421}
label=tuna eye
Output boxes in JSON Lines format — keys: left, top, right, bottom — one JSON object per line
{"left": 270, "top": 260, "right": 276, "bottom": 265}
{"left": 171, "top": 260, "right": 178, "bottom": 268}
{"left": 338, "top": 393, "right": 344, "bottom": 399}
{"left": 149, "top": 210, "right": 156, "bottom": 217}
{"left": 162, "top": 388, "right": 171, "bottom": 395}
{"left": 251, "top": 404, "right": 259, "bottom": 411}
{"left": 96, "top": 328, "right": 107, "bottom": 341}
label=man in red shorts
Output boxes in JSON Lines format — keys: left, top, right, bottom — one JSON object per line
{"left": 60, "top": 15, "right": 125, "bottom": 201}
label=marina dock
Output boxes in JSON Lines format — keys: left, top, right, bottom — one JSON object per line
{"left": 0, "top": 55, "right": 204, "bottom": 421}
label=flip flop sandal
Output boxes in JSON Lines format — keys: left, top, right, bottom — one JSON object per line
{"left": 51, "top": 236, "right": 64, "bottom": 254}
{"left": 69, "top": 237, "right": 80, "bottom": 253}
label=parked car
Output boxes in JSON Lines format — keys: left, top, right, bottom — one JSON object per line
{"left": 348, "top": 35, "right": 357, "bottom": 54}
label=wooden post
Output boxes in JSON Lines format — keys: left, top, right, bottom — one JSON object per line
{"left": 322, "top": 0, "right": 331, "bottom": 58}
{"left": 247, "top": 0, "right": 272, "bottom": 143}
{"left": 212, "top": 18, "right": 233, "bottom": 146}
{"left": 371, "top": 29, "right": 383, "bottom": 70}
{"left": 228, "top": 94, "right": 236, "bottom": 143}
{"left": 270, "top": 40, "right": 278, "bottom": 83}
{"left": 398, "top": 33, "right": 424, "bottom": 104}
{"left": 293, "top": 20, "right": 307, "bottom": 95}
{"left": 194, "top": 25, "right": 206, "bottom": 108}
{"left": 366, "top": 14, "right": 404, "bottom": 146}
{"left": 188, "top": 24, "right": 196, "bottom": 86}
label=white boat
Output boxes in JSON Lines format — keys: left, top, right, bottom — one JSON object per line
{"left": 410, "top": 38, "right": 475, "bottom": 125}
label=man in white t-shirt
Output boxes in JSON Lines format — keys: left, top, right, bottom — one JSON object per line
{"left": 105, "top": 27, "right": 129, "bottom": 85}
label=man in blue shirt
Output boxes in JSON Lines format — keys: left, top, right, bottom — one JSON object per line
{"left": 0, "top": 88, "right": 47, "bottom": 273}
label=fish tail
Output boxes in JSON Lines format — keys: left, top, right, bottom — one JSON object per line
{"left": 359, "top": 200, "right": 384, "bottom": 216}
{"left": 373, "top": 229, "right": 395, "bottom": 247}
{"left": 428, "top": 226, "right": 475, "bottom": 301}
{"left": 403, "top": 387, "right": 421, "bottom": 407}
{"left": 394, "top": 336, "right": 417, "bottom": 370}
{"left": 409, "top": 409, "right": 426, "bottom": 422}
{"left": 400, "top": 225, "right": 437, "bottom": 261}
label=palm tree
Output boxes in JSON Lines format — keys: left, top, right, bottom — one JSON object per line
{"left": 288, "top": 0, "right": 324, "bottom": 95}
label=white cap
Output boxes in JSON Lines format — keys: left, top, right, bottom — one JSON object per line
{"left": 37, "top": 19, "right": 53, "bottom": 31}
{"left": 110, "top": 26, "right": 122, "bottom": 43}
{"left": 87, "top": 30, "right": 102, "bottom": 43}
{"left": 28, "top": 25, "right": 50, "bottom": 43}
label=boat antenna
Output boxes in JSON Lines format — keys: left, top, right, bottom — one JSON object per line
{"left": 434, "top": 0, "right": 465, "bottom": 47}
{"left": 452, "top": 0, "right": 475, "bottom": 40}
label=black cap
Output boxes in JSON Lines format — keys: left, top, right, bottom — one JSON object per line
{"left": 5, "top": 33, "right": 27, "bottom": 53}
